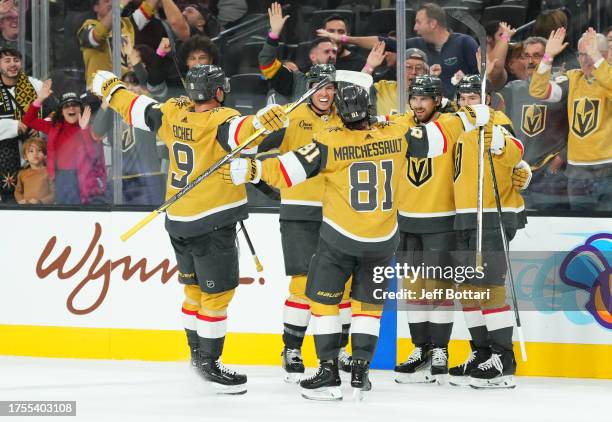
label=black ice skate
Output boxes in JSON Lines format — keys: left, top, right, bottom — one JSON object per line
{"left": 338, "top": 347, "right": 353, "bottom": 373}
{"left": 190, "top": 347, "right": 200, "bottom": 369}
{"left": 351, "top": 359, "right": 372, "bottom": 401}
{"left": 394, "top": 345, "right": 434, "bottom": 384}
{"left": 300, "top": 359, "right": 342, "bottom": 401}
{"left": 281, "top": 347, "right": 304, "bottom": 383}
{"left": 430, "top": 346, "right": 448, "bottom": 384}
{"left": 449, "top": 344, "right": 492, "bottom": 386}
{"left": 197, "top": 355, "right": 247, "bottom": 394}
{"left": 469, "top": 348, "right": 516, "bottom": 389}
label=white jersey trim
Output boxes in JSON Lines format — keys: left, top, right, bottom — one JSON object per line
{"left": 399, "top": 210, "right": 456, "bottom": 218}
{"left": 424, "top": 121, "right": 445, "bottom": 157}
{"left": 226, "top": 116, "right": 249, "bottom": 150}
{"left": 167, "top": 198, "right": 248, "bottom": 222}
{"left": 323, "top": 217, "right": 398, "bottom": 242}
{"left": 278, "top": 152, "right": 307, "bottom": 187}
{"left": 568, "top": 157, "right": 612, "bottom": 166}
{"left": 130, "top": 95, "right": 157, "bottom": 131}
{"left": 456, "top": 205, "right": 525, "bottom": 214}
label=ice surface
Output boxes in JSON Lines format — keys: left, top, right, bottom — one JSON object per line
{"left": 0, "top": 356, "right": 609, "bottom": 422}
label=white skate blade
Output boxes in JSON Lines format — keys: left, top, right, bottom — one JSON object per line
{"left": 448, "top": 375, "right": 471, "bottom": 387}
{"left": 301, "top": 386, "right": 343, "bottom": 401}
{"left": 213, "top": 382, "right": 248, "bottom": 395}
{"left": 470, "top": 375, "right": 516, "bottom": 389}
{"left": 395, "top": 370, "right": 435, "bottom": 384}
{"left": 352, "top": 387, "right": 366, "bottom": 402}
{"left": 284, "top": 372, "right": 303, "bottom": 384}
{"left": 434, "top": 373, "right": 448, "bottom": 385}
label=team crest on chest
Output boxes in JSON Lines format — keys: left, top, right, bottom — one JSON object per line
{"left": 407, "top": 157, "right": 433, "bottom": 187}
{"left": 453, "top": 142, "right": 463, "bottom": 181}
{"left": 521, "top": 104, "right": 546, "bottom": 137}
{"left": 571, "top": 97, "right": 600, "bottom": 138}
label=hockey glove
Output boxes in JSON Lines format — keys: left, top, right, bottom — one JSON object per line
{"left": 253, "top": 104, "right": 289, "bottom": 134}
{"left": 221, "top": 158, "right": 262, "bottom": 185}
{"left": 456, "top": 104, "right": 491, "bottom": 131}
{"left": 92, "top": 70, "right": 126, "bottom": 102}
{"left": 512, "top": 160, "right": 532, "bottom": 191}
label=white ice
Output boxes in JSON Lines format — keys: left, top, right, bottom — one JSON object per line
{"left": 0, "top": 356, "right": 610, "bottom": 422}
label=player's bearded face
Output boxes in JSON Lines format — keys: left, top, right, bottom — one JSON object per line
{"left": 409, "top": 96, "right": 437, "bottom": 123}
{"left": 310, "top": 83, "right": 335, "bottom": 113}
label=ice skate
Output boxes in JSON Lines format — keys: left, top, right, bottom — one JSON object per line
{"left": 197, "top": 356, "right": 247, "bottom": 395}
{"left": 300, "top": 360, "right": 342, "bottom": 401}
{"left": 394, "top": 345, "right": 434, "bottom": 384}
{"left": 470, "top": 349, "right": 517, "bottom": 389}
{"left": 338, "top": 347, "right": 353, "bottom": 373}
{"left": 430, "top": 346, "right": 448, "bottom": 385}
{"left": 449, "top": 345, "right": 491, "bottom": 387}
{"left": 281, "top": 347, "right": 304, "bottom": 383}
{"left": 351, "top": 359, "right": 372, "bottom": 401}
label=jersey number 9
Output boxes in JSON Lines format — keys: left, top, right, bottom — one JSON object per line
{"left": 171, "top": 143, "right": 195, "bottom": 189}
{"left": 349, "top": 160, "right": 393, "bottom": 212}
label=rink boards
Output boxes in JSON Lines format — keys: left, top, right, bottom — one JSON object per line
{"left": 0, "top": 210, "right": 611, "bottom": 379}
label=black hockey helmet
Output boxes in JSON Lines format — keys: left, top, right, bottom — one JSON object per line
{"left": 334, "top": 84, "right": 369, "bottom": 124}
{"left": 306, "top": 63, "right": 336, "bottom": 87}
{"left": 185, "top": 64, "right": 230, "bottom": 102}
{"left": 456, "top": 74, "right": 492, "bottom": 100}
{"left": 408, "top": 75, "right": 442, "bottom": 99}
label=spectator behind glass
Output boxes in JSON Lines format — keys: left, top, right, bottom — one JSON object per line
{"left": 532, "top": 8, "right": 579, "bottom": 71}
{"left": 78, "top": 0, "right": 156, "bottom": 89}
{"left": 21, "top": 82, "right": 107, "bottom": 205}
{"left": 259, "top": 3, "right": 337, "bottom": 102}
{"left": 484, "top": 21, "right": 517, "bottom": 90}
{"left": 15, "top": 136, "right": 54, "bottom": 205}
{"left": 182, "top": 4, "right": 220, "bottom": 38}
{"left": 147, "top": 34, "right": 219, "bottom": 100}
{"left": 91, "top": 72, "right": 165, "bottom": 205}
{"left": 321, "top": 14, "right": 366, "bottom": 72}
{"left": 318, "top": 3, "right": 479, "bottom": 97}
{"left": 529, "top": 28, "right": 612, "bottom": 211}
{"left": 130, "top": 0, "right": 191, "bottom": 54}
{"left": 505, "top": 42, "right": 527, "bottom": 82}
{"left": 499, "top": 36, "right": 569, "bottom": 210}
{"left": 0, "top": 47, "right": 42, "bottom": 203}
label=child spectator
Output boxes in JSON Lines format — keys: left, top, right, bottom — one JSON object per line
{"left": 15, "top": 137, "right": 54, "bottom": 204}
{"left": 21, "top": 81, "right": 107, "bottom": 205}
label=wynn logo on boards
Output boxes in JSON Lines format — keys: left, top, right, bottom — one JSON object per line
{"left": 35, "top": 223, "right": 265, "bottom": 315}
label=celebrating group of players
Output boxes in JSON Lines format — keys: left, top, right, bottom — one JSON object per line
{"left": 90, "top": 52, "right": 532, "bottom": 399}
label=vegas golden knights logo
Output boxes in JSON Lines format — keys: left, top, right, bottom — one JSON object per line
{"left": 407, "top": 157, "right": 433, "bottom": 187}
{"left": 521, "top": 104, "right": 546, "bottom": 137}
{"left": 453, "top": 143, "right": 463, "bottom": 181}
{"left": 572, "top": 98, "right": 600, "bottom": 138}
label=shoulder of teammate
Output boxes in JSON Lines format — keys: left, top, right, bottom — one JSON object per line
{"left": 492, "top": 110, "right": 515, "bottom": 135}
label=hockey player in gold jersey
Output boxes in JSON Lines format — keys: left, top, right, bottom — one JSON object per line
{"left": 223, "top": 81, "right": 492, "bottom": 400}
{"left": 392, "top": 75, "right": 467, "bottom": 385}
{"left": 449, "top": 75, "right": 526, "bottom": 389}
{"left": 252, "top": 64, "right": 352, "bottom": 382}
{"left": 529, "top": 27, "right": 612, "bottom": 211}
{"left": 91, "top": 64, "right": 288, "bottom": 394}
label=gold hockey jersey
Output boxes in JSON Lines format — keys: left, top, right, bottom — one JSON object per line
{"left": 529, "top": 60, "right": 612, "bottom": 168}
{"left": 108, "top": 89, "right": 261, "bottom": 237}
{"left": 256, "top": 103, "right": 343, "bottom": 221}
{"left": 259, "top": 121, "right": 448, "bottom": 256}
{"left": 390, "top": 112, "right": 474, "bottom": 234}
{"left": 453, "top": 111, "right": 526, "bottom": 230}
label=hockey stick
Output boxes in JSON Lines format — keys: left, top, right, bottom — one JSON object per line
{"left": 448, "top": 10, "right": 527, "bottom": 362}
{"left": 151, "top": 22, "right": 266, "bottom": 270}
{"left": 120, "top": 77, "right": 332, "bottom": 242}
{"left": 486, "top": 149, "right": 527, "bottom": 362}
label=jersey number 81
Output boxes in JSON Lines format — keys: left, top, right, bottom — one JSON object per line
{"left": 349, "top": 160, "right": 393, "bottom": 212}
